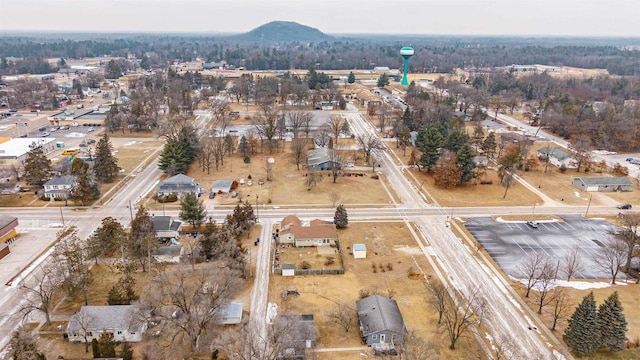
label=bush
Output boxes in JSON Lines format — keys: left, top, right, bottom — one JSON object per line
{"left": 324, "top": 256, "right": 335, "bottom": 266}
{"left": 299, "top": 261, "right": 311, "bottom": 269}
{"left": 559, "top": 163, "right": 568, "bottom": 173}
{"left": 244, "top": 156, "right": 251, "bottom": 164}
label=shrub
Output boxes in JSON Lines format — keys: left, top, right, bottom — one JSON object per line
{"left": 387, "top": 262, "right": 393, "bottom": 271}
{"left": 244, "top": 156, "right": 251, "bottom": 164}
{"left": 324, "top": 256, "right": 335, "bottom": 266}
{"left": 299, "top": 261, "right": 311, "bottom": 269}
{"left": 559, "top": 163, "right": 567, "bottom": 173}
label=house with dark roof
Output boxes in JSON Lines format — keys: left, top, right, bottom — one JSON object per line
{"left": 0, "top": 182, "right": 21, "bottom": 195}
{"left": 572, "top": 177, "right": 633, "bottom": 192}
{"left": 152, "top": 245, "right": 184, "bottom": 263}
{"left": 150, "top": 215, "right": 182, "bottom": 241}
{"left": 279, "top": 215, "right": 338, "bottom": 247}
{"left": 537, "top": 147, "right": 574, "bottom": 168}
{"left": 157, "top": 174, "right": 200, "bottom": 198}
{"left": 43, "top": 175, "right": 77, "bottom": 199}
{"left": 66, "top": 305, "right": 151, "bottom": 343}
{"left": 276, "top": 314, "right": 317, "bottom": 359}
{"left": 356, "top": 295, "right": 408, "bottom": 348}
{"left": 307, "top": 148, "right": 340, "bottom": 170}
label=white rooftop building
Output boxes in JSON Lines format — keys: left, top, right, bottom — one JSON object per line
{"left": 0, "top": 138, "right": 56, "bottom": 169}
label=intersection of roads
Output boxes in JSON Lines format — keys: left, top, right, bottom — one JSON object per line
{"left": 1, "top": 104, "right": 630, "bottom": 359}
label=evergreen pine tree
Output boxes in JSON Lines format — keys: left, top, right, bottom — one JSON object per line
{"left": 347, "top": 72, "right": 356, "bottom": 84}
{"left": 481, "top": 132, "right": 497, "bottom": 157}
{"left": 456, "top": 143, "right": 475, "bottom": 183}
{"left": 334, "top": 204, "right": 348, "bottom": 229}
{"left": 94, "top": 133, "right": 119, "bottom": 183}
{"left": 598, "top": 291, "right": 627, "bottom": 352}
{"left": 179, "top": 191, "right": 207, "bottom": 227}
{"left": 91, "top": 338, "right": 100, "bottom": 358}
{"left": 97, "top": 332, "right": 116, "bottom": 357}
{"left": 563, "top": 292, "right": 602, "bottom": 355}
{"left": 70, "top": 157, "right": 99, "bottom": 205}
{"left": 24, "top": 143, "right": 52, "bottom": 186}
{"left": 120, "top": 342, "right": 134, "bottom": 360}
{"left": 238, "top": 135, "right": 251, "bottom": 157}
{"left": 417, "top": 125, "right": 444, "bottom": 172}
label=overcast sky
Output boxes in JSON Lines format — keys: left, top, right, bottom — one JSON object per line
{"left": 1, "top": 0, "right": 638, "bottom": 37}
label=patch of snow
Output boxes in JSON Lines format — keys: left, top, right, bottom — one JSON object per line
{"left": 65, "top": 132, "right": 85, "bottom": 138}
{"left": 123, "top": 141, "right": 138, "bottom": 146}
{"left": 513, "top": 277, "right": 622, "bottom": 291}
{"left": 553, "top": 350, "right": 567, "bottom": 360}
{"left": 574, "top": 191, "right": 580, "bottom": 198}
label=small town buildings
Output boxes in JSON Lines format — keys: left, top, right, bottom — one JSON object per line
{"left": 220, "top": 303, "right": 243, "bottom": 325}
{"left": 276, "top": 314, "right": 317, "bottom": 359}
{"left": 211, "top": 179, "right": 234, "bottom": 194}
{"left": 353, "top": 244, "right": 367, "bottom": 259}
{"left": 150, "top": 215, "right": 182, "bottom": 241}
{"left": 156, "top": 174, "right": 200, "bottom": 198}
{"left": 66, "top": 305, "right": 151, "bottom": 343}
{"left": 572, "top": 177, "right": 633, "bottom": 192}
{"left": 0, "top": 138, "right": 56, "bottom": 170}
{"left": 43, "top": 175, "right": 77, "bottom": 200}
{"left": 537, "top": 147, "right": 574, "bottom": 168}
{"left": 356, "top": 295, "right": 408, "bottom": 348}
{"left": 278, "top": 215, "right": 338, "bottom": 247}
{"left": 0, "top": 182, "right": 21, "bottom": 195}
{"left": 307, "top": 148, "right": 340, "bottom": 170}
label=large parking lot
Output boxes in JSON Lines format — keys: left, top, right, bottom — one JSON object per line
{"left": 464, "top": 215, "right": 619, "bottom": 279}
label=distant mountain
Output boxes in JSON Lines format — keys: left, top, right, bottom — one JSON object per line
{"left": 233, "top": 21, "right": 333, "bottom": 42}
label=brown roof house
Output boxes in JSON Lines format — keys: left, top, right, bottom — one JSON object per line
{"left": 279, "top": 215, "right": 338, "bottom": 247}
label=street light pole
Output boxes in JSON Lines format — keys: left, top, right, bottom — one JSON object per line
{"left": 531, "top": 203, "right": 538, "bottom": 221}
{"left": 256, "top": 194, "right": 259, "bottom": 221}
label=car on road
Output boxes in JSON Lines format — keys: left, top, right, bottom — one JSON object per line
{"left": 41, "top": 132, "right": 50, "bottom": 137}
{"left": 626, "top": 158, "right": 635, "bottom": 162}
{"left": 38, "top": 127, "right": 46, "bottom": 132}
{"left": 59, "top": 126, "right": 69, "bottom": 130}
{"left": 526, "top": 221, "right": 539, "bottom": 229}
{"left": 87, "top": 128, "right": 94, "bottom": 132}
{"left": 617, "top": 203, "right": 632, "bottom": 210}
{"left": 9, "top": 109, "right": 17, "bottom": 112}
{"left": 87, "top": 139, "right": 96, "bottom": 144}
{"left": 209, "top": 192, "right": 215, "bottom": 199}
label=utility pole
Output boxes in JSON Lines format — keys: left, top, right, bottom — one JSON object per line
{"left": 585, "top": 194, "right": 593, "bottom": 218}
{"left": 59, "top": 207, "right": 65, "bottom": 227}
{"left": 128, "top": 200, "right": 133, "bottom": 221}
{"left": 256, "top": 194, "right": 259, "bottom": 221}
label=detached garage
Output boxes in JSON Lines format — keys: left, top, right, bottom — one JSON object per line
{"left": 282, "top": 264, "right": 295, "bottom": 277}
{"left": 353, "top": 244, "right": 367, "bottom": 259}
{"left": 572, "top": 177, "right": 632, "bottom": 192}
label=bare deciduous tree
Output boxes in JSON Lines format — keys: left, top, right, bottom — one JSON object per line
{"left": 217, "top": 317, "right": 304, "bottom": 360}
{"left": 305, "top": 170, "right": 323, "bottom": 191}
{"left": 596, "top": 237, "right": 629, "bottom": 284}
{"left": 356, "top": 133, "right": 384, "bottom": 164}
{"left": 563, "top": 246, "right": 584, "bottom": 281}
{"left": 252, "top": 104, "right": 279, "bottom": 153}
{"left": 329, "top": 115, "right": 348, "bottom": 145}
{"left": 286, "top": 110, "right": 313, "bottom": 139}
{"left": 441, "top": 288, "right": 487, "bottom": 350}
{"left": 617, "top": 212, "right": 640, "bottom": 273}
{"left": 149, "top": 264, "right": 242, "bottom": 353}
{"left": 402, "top": 332, "right": 439, "bottom": 360}
{"left": 518, "top": 252, "right": 547, "bottom": 298}
{"left": 428, "top": 280, "right": 448, "bottom": 325}
{"left": 549, "top": 288, "right": 572, "bottom": 331}
{"left": 313, "top": 123, "right": 332, "bottom": 148}
{"left": 486, "top": 334, "right": 520, "bottom": 360}
{"left": 291, "top": 139, "right": 307, "bottom": 171}
{"left": 328, "top": 192, "right": 341, "bottom": 207}
{"left": 328, "top": 302, "right": 355, "bottom": 333}
{"left": 531, "top": 259, "right": 558, "bottom": 314}
{"left": 20, "top": 262, "right": 66, "bottom": 326}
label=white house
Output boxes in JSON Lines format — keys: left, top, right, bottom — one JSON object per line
{"left": 43, "top": 175, "right": 77, "bottom": 199}
{"left": 282, "top": 264, "right": 295, "bottom": 277}
{"left": 66, "top": 305, "right": 150, "bottom": 343}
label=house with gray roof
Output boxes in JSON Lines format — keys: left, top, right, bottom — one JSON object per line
{"left": 157, "top": 174, "right": 200, "bottom": 198}
{"left": 537, "top": 147, "right": 574, "bottom": 168}
{"left": 220, "top": 303, "right": 243, "bottom": 325}
{"left": 211, "top": 179, "right": 234, "bottom": 194}
{"left": 150, "top": 215, "right": 182, "bottom": 241}
{"left": 307, "top": 148, "right": 340, "bottom": 170}
{"left": 66, "top": 305, "right": 150, "bottom": 343}
{"left": 276, "top": 314, "right": 317, "bottom": 359}
{"left": 572, "top": 177, "right": 632, "bottom": 192}
{"left": 43, "top": 175, "right": 77, "bottom": 200}
{"left": 356, "top": 295, "right": 408, "bottom": 348}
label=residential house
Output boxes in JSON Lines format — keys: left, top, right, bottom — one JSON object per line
{"left": 150, "top": 215, "right": 182, "bottom": 241}
{"left": 356, "top": 295, "right": 408, "bottom": 348}
{"left": 537, "top": 147, "right": 574, "bottom": 168}
{"left": 211, "top": 179, "right": 234, "bottom": 194}
{"left": 220, "top": 303, "right": 243, "bottom": 325}
{"left": 572, "top": 177, "right": 633, "bottom": 192}
{"left": 307, "top": 148, "right": 340, "bottom": 170}
{"left": 157, "top": 174, "right": 201, "bottom": 198}
{"left": 43, "top": 175, "right": 77, "bottom": 200}
{"left": 66, "top": 305, "right": 151, "bottom": 343}
{"left": 278, "top": 215, "right": 338, "bottom": 247}
{"left": 276, "top": 315, "right": 317, "bottom": 359}
{"left": 0, "top": 182, "right": 21, "bottom": 195}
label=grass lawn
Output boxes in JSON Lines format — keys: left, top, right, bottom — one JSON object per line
{"left": 269, "top": 221, "right": 479, "bottom": 359}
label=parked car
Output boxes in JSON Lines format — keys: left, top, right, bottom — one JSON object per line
{"left": 617, "top": 203, "right": 632, "bottom": 210}
{"left": 209, "top": 192, "right": 216, "bottom": 199}
{"left": 8, "top": 109, "right": 17, "bottom": 112}
{"left": 87, "top": 139, "right": 96, "bottom": 144}
{"left": 41, "top": 132, "right": 50, "bottom": 137}
{"left": 626, "top": 158, "right": 634, "bottom": 162}
{"left": 87, "top": 128, "right": 94, "bottom": 132}
{"left": 526, "top": 221, "right": 539, "bottom": 229}
{"left": 38, "top": 127, "right": 46, "bottom": 132}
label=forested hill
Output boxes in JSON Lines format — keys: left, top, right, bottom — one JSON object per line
{"left": 233, "top": 21, "right": 333, "bottom": 42}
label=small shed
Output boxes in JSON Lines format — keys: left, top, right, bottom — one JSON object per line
{"left": 220, "top": 303, "right": 243, "bottom": 325}
{"left": 282, "top": 264, "right": 295, "bottom": 277}
{"left": 353, "top": 244, "right": 367, "bottom": 259}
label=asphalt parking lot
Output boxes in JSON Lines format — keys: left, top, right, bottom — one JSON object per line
{"left": 464, "top": 215, "right": 618, "bottom": 279}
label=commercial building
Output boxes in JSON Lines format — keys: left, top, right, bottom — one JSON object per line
{"left": 0, "top": 138, "right": 56, "bottom": 170}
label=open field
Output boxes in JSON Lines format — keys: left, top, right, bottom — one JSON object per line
{"left": 269, "top": 221, "right": 478, "bottom": 359}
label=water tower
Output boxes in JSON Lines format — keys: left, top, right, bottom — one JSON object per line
{"left": 400, "top": 46, "right": 414, "bottom": 86}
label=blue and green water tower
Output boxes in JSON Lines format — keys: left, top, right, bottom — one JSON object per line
{"left": 400, "top": 46, "right": 414, "bottom": 86}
